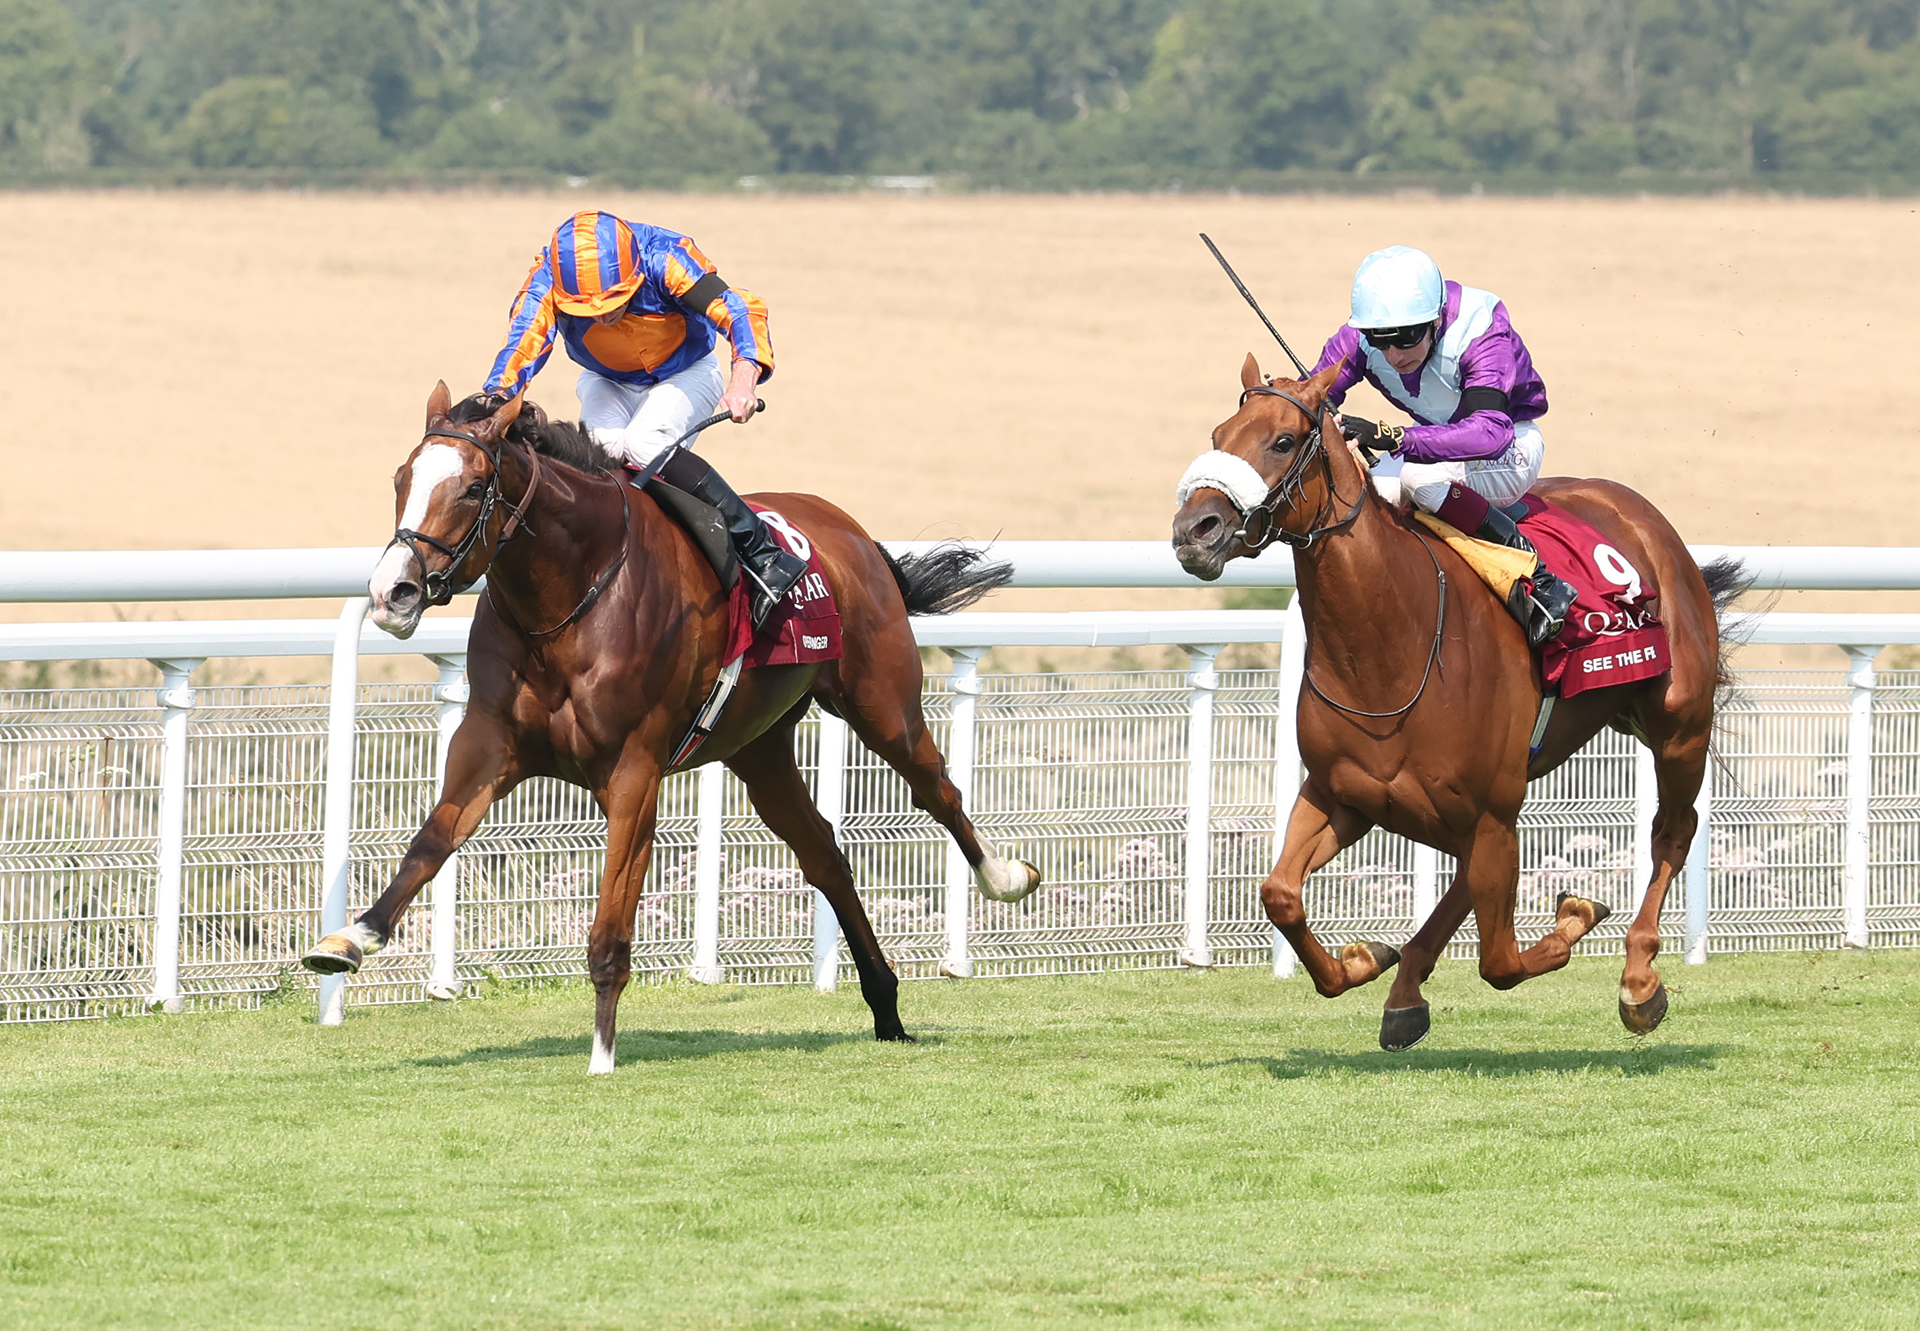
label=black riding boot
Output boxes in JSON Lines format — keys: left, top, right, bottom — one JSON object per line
{"left": 1477, "top": 503, "right": 1577, "bottom": 647}
{"left": 657, "top": 449, "right": 808, "bottom": 629}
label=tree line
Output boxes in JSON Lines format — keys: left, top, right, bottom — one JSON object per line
{"left": 6, "top": 0, "right": 1919, "bottom": 186}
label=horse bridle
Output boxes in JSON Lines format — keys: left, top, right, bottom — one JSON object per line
{"left": 387, "top": 426, "right": 543, "bottom": 606}
{"left": 1229, "top": 385, "right": 1449, "bottom": 722}
{"left": 1230, "top": 385, "right": 1366, "bottom": 552}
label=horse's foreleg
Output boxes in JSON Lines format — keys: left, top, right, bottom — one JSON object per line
{"left": 302, "top": 714, "right": 520, "bottom": 975}
{"left": 726, "top": 727, "right": 910, "bottom": 1041}
{"left": 1619, "top": 728, "right": 1709, "bottom": 1032}
{"left": 1380, "top": 865, "right": 1475, "bottom": 1048}
{"left": 1262, "top": 783, "right": 1392, "bottom": 997}
{"left": 587, "top": 761, "right": 664, "bottom": 1075}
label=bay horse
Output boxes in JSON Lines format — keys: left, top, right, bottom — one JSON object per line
{"left": 1171, "top": 355, "right": 1746, "bottom": 1050}
{"left": 302, "top": 385, "right": 1039, "bottom": 1073}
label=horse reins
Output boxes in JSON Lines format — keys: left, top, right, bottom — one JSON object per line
{"left": 1229, "top": 385, "right": 1449, "bottom": 721}
{"left": 485, "top": 485, "right": 631, "bottom": 639}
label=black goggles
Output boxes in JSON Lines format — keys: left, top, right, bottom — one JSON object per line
{"left": 1362, "top": 323, "right": 1433, "bottom": 350}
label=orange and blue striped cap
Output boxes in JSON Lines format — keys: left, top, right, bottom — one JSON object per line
{"left": 547, "top": 211, "right": 645, "bottom": 316}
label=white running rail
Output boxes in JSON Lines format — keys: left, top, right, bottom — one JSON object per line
{"left": 1, "top": 545, "right": 1917, "bottom": 1023}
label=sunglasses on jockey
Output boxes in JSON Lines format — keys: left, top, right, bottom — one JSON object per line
{"left": 1362, "top": 322, "right": 1434, "bottom": 350}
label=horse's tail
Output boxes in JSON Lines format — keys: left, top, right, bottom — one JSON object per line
{"left": 1698, "top": 554, "right": 1758, "bottom": 706}
{"left": 879, "top": 542, "right": 1013, "bottom": 616}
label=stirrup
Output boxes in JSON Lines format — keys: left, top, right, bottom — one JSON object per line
{"left": 1512, "top": 572, "right": 1577, "bottom": 647}
{"left": 743, "top": 548, "right": 808, "bottom": 630}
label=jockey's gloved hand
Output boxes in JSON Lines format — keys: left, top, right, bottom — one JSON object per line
{"left": 1339, "top": 417, "right": 1405, "bottom": 454}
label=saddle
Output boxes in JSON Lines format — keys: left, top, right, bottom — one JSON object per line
{"left": 641, "top": 477, "right": 739, "bottom": 592}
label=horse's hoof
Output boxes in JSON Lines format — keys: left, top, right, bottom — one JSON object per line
{"left": 1619, "top": 982, "right": 1669, "bottom": 1034}
{"left": 877, "top": 1028, "right": 917, "bottom": 1044}
{"left": 1555, "top": 891, "right": 1614, "bottom": 929}
{"left": 976, "top": 857, "right": 1042, "bottom": 904}
{"left": 1380, "top": 1003, "right": 1431, "bottom": 1051}
{"left": 301, "top": 932, "right": 364, "bottom": 975}
{"left": 1364, "top": 941, "right": 1402, "bottom": 972}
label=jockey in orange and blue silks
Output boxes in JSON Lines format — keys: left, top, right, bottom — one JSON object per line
{"left": 480, "top": 209, "right": 805, "bottom": 628}
{"left": 1312, "top": 244, "right": 1576, "bottom": 647}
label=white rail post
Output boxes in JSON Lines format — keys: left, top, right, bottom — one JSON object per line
{"left": 1271, "top": 600, "right": 1305, "bottom": 977}
{"left": 1684, "top": 759, "right": 1712, "bottom": 965}
{"left": 147, "top": 657, "right": 203, "bottom": 1014}
{"left": 812, "top": 708, "right": 849, "bottom": 991}
{"left": 940, "top": 648, "right": 985, "bottom": 979}
{"left": 1179, "top": 644, "right": 1223, "bottom": 970}
{"left": 1843, "top": 645, "right": 1878, "bottom": 948}
{"left": 426, "top": 654, "right": 468, "bottom": 1000}
{"left": 1411, "top": 843, "right": 1440, "bottom": 933}
{"left": 688, "top": 760, "right": 726, "bottom": 984}
{"left": 317, "top": 597, "right": 370, "bottom": 1026}
{"left": 1632, "top": 743, "right": 1658, "bottom": 917}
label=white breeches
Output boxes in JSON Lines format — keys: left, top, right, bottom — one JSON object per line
{"left": 577, "top": 350, "right": 726, "bottom": 470}
{"left": 1375, "top": 418, "right": 1545, "bottom": 513}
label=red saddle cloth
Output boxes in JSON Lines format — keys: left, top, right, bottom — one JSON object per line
{"left": 1512, "top": 495, "right": 1670, "bottom": 698}
{"left": 721, "top": 504, "right": 844, "bottom": 668}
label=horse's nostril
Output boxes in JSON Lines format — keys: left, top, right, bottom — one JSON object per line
{"left": 1192, "top": 515, "right": 1221, "bottom": 543}
{"left": 389, "top": 581, "right": 421, "bottom": 606}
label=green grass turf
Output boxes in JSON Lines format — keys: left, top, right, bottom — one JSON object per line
{"left": 3, "top": 951, "right": 1919, "bottom": 1330}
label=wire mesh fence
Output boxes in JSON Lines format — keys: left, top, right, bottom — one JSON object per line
{"left": 2, "top": 666, "right": 1916, "bottom": 1022}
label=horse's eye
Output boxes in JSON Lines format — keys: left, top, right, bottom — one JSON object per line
{"left": 1271, "top": 434, "right": 1295, "bottom": 452}
{"left": 464, "top": 481, "right": 485, "bottom": 499}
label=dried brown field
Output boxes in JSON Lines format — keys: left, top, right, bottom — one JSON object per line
{"left": 1, "top": 189, "right": 1911, "bottom": 675}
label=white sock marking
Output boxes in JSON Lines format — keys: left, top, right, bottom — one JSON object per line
{"left": 589, "top": 1029, "right": 616, "bottom": 1075}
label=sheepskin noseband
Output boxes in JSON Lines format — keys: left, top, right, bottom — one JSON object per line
{"left": 1175, "top": 450, "right": 1271, "bottom": 513}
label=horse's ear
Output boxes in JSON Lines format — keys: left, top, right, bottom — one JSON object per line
{"left": 478, "top": 392, "right": 524, "bottom": 440}
{"left": 1240, "top": 353, "right": 1263, "bottom": 391}
{"left": 426, "top": 380, "right": 452, "bottom": 425}
{"left": 1306, "top": 360, "right": 1340, "bottom": 399}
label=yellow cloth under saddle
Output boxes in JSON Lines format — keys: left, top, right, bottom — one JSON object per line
{"left": 1412, "top": 511, "right": 1540, "bottom": 600}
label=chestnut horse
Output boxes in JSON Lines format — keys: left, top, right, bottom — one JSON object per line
{"left": 1172, "top": 355, "right": 1746, "bottom": 1050}
{"left": 302, "top": 386, "right": 1039, "bottom": 1072}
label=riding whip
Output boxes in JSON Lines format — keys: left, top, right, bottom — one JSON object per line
{"left": 670, "top": 397, "right": 766, "bottom": 451}
{"left": 1198, "top": 234, "right": 1310, "bottom": 378}
{"left": 631, "top": 398, "right": 768, "bottom": 490}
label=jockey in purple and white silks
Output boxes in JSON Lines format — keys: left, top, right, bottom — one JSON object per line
{"left": 1311, "top": 244, "right": 1577, "bottom": 647}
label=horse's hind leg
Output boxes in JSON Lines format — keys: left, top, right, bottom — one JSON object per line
{"left": 824, "top": 673, "right": 1039, "bottom": 905}
{"left": 1618, "top": 722, "right": 1710, "bottom": 1033}
{"left": 1262, "top": 782, "right": 1396, "bottom": 997}
{"left": 726, "top": 724, "right": 911, "bottom": 1042}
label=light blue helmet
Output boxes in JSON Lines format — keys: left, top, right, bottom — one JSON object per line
{"left": 1348, "top": 245, "right": 1444, "bottom": 329}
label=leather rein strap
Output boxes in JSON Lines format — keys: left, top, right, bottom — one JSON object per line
{"left": 1231, "top": 386, "right": 1448, "bottom": 721}
{"left": 486, "top": 485, "right": 631, "bottom": 639}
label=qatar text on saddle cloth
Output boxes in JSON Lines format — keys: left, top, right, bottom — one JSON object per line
{"left": 722, "top": 504, "right": 844, "bottom": 667}
{"left": 1514, "top": 496, "right": 1669, "bottom": 697}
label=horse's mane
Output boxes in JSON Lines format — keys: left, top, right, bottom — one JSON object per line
{"left": 447, "top": 394, "right": 619, "bottom": 476}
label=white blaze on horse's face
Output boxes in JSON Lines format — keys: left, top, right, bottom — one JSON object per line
{"left": 369, "top": 443, "right": 471, "bottom": 638}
